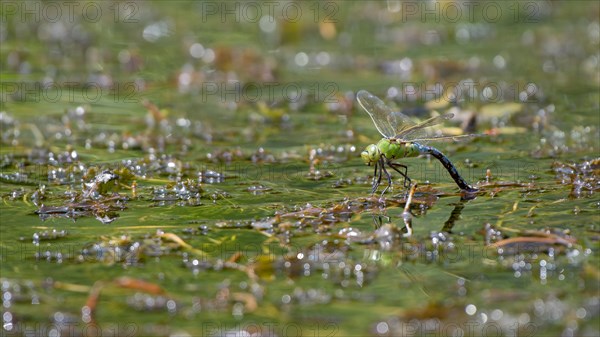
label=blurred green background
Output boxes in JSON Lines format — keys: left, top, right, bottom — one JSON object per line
{"left": 1, "top": 1, "right": 598, "bottom": 336}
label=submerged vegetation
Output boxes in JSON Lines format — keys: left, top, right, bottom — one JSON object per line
{"left": 1, "top": 1, "right": 599, "bottom": 336}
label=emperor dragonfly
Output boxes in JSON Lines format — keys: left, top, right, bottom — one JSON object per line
{"left": 357, "top": 90, "right": 478, "bottom": 195}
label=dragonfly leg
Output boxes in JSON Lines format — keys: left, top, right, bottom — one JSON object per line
{"left": 370, "top": 162, "right": 377, "bottom": 194}
{"left": 380, "top": 158, "right": 393, "bottom": 197}
{"left": 376, "top": 159, "right": 385, "bottom": 194}
{"left": 371, "top": 160, "right": 383, "bottom": 195}
{"left": 387, "top": 161, "right": 411, "bottom": 188}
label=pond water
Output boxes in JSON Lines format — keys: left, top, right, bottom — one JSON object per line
{"left": 1, "top": 1, "right": 598, "bottom": 336}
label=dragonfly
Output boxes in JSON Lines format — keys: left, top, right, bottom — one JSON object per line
{"left": 357, "top": 90, "right": 479, "bottom": 196}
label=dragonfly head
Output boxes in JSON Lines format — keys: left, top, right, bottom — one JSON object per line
{"left": 361, "top": 144, "right": 381, "bottom": 165}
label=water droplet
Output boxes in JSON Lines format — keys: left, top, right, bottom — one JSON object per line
{"left": 189, "top": 43, "right": 205, "bottom": 58}
{"left": 493, "top": 55, "right": 506, "bottom": 69}
{"left": 376, "top": 322, "right": 389, "bottom": 334}
{"left": 491, "top": 309, "right": 503, "bottom": 320}
{"left": 294, "top": 52, "right": 309, "bottom": 67}
{"left": 259, "top": 15, "right": 276, "bottom": 33}
{"left": 465, "top": 304, "right": 477, "bottom": 315}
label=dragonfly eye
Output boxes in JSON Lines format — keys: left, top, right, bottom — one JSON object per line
{"left": 361, "top": 145, "right": 379, "bottom": 165}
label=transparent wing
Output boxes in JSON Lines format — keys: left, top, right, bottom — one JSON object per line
{"left": 396, "top": 112, "right": 455, "bottom": 140}
{"left": 408, "top": 134, "right": 482, "bottom": 143}
{"left": 357, "top": 90, "right": 417, "bottom": 139}
{"left": 357, "top": 90, "right": 473, "bottom": 142}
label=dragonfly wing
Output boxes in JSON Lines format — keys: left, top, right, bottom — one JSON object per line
{"left": 357, "top": 90, "right": 416, "bottom": 138}
{"left": 396, "top": 112, "right": 454, "bottom": 139}
{"left": 409, "top": 134, "right": 481, "bottom": 142}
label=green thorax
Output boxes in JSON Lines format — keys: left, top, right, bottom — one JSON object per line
{"left": 376, "top": 138, "right": 421, "bottom": 159}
